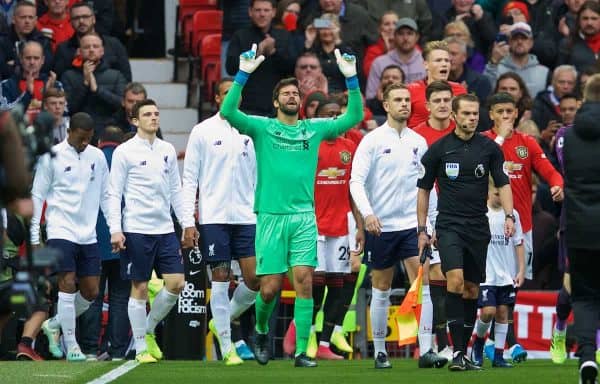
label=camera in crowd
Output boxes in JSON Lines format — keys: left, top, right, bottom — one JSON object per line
{"left": 0, "top": 103, "right": 57, "bottom": 318}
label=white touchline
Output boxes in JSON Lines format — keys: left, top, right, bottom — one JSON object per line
{"left": 86, "top": 360, "right": 140, "bottom": 384}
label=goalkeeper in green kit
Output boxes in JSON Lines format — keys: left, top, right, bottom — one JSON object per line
{"left": 220, "top": 43, "right": 363, "bottom": 367}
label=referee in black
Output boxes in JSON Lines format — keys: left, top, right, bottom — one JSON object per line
{"left": 416, "top": 93, "right": 515, "bottom": 371}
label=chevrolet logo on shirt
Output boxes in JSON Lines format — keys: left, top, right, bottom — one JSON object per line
{"left": 318, "top": 167, "right": 346, "bottom": 179}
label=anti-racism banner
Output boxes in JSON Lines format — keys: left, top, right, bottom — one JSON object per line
{"left": 512, "top": 290, "right": 573, "bottom": 359}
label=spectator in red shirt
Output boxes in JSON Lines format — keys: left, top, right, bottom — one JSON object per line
{"left": 407, "top": 40, "right": 466, "bottom": 128}
{"left": 363, "top": 11, "right": 398, "bottom": 78}
{"left": 37, "top": 0, "right": 74, "bottom": 52}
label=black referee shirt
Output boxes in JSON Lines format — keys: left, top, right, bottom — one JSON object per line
{"left": 417, "top": 131, "right": 509, "bottom": 226}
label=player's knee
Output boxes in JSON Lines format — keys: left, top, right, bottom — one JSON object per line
{"left": 481, "top": 307, "right": 496, "bottom": 321}
{"left": 167, "top": 277, "right": 186, "bottom": 294}
{"left": 210, "top": 262, "right": 231, "bottom": 282}
{"left": 463, "top": 282, "right": 479, "bottom": 299}
{"left": 58, "top": 274, "right": 77, "bottom": 293}
{"left": 80, "top": 286, "right": 99, "bottom": 301}
{"left": 131, "top": 282, "right": 149, "bottom": 299}
{"left": 244, "top": 273, "right": 260, "bottom": 291}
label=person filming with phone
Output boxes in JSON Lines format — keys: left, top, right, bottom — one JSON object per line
{"left": 304, "top": 14, "right": 354, "bottom": 93}
{"left": 484, "top": 22, "right": 549, "bottom": 99}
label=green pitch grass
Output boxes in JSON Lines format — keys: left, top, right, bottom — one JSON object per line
{"left": 0, "top": 359, "right": 581, "bottom": 384}
{"left": 0, "top": 361, "right": 121, "bottom": 384}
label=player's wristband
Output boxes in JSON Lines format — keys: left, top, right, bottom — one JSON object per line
{"left": 417, "top": 226, "right": 428, "bottom": 235}
{"left": 345, "top": 75, "right": 359, "bottom": 90}
{"left": 234, "top": 70, "right": 250, "bottom": 86}
{"left": 505, "top": 213, "right": 515, "bottom": 222}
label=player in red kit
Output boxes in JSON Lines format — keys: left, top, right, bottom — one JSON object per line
{"left": 407, "top": 41, "right": 466, "bottom": 128}
{"left": 482, "top": 92, "right": 563, "bottom": 362}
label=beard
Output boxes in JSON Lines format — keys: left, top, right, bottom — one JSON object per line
{"left": 279, "top": 103, "right": 299, "bottom": 116}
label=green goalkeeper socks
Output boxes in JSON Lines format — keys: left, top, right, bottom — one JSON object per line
{"left": 255, "top": 293, "right": 276, "bottom": 334}
{"left": 294, "top": 297, "right": 314, "bottom": 356}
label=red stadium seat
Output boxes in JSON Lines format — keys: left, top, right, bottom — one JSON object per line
{"left": 173, "top": 0, "right": 218, "bottom": 82}
{"left": 191, "top": 10, "right": 223, "bottom": 57}
{"left": 199, "top": 33, "right": 222, "bottom": 103}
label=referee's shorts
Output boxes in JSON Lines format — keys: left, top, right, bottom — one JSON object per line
{"left": 436, "top": 229, "right": 490, "bottom": 284}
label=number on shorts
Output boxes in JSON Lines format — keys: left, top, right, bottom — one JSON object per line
{"left": 338, "top": 245, "right": 350, "bottom": 261}
{"left": 527, "top": 251, "right": 533, "bottom": 267}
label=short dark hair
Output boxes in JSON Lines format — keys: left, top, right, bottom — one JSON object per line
{"left": 132, "top": 99, "right": 157, "bottom": 119}
{"left": 14, "top": 0, "right": 36, "bottom": 13}
{"left": 273, "top": 77, "right": 299, "bottom": 102}
{"left": 99, "top": 125, "right": 124, "bottom": 144}
{"left": 383, "top": 82, "right": 408, "bottom": 101}
{"left": 380, "top": 64, "right": 405, "bottom": 82}
{"left": 425, "top": 80, "right": 453, "bottom": 101}
{"left": 80, "top": 31, "right": 103, "bottom": 45}
{"left": 70, "top": 112, "right": 95, "bottom": 131}
{"left": 560, "top": 93, "right": 579, "bottom": 102}
{"left": 215, "top": 77, "right": 234, "bottom": 95}
{"left": 452, "top": 93, "right": 479, "bottom": 113}
{"left": 488, "top": 92, "right": 516, "bottom": 110}
{"left": 70, "top": 1, "right": 94, "bottom": 15}
{"left": 315, "top": 97, "right": 342, "bottom": 116}
{"left": 250, "top": 0, "right": 275, "bottom": 8}
{"left": 124, "top": 82, "right": 147, "bottom": 98}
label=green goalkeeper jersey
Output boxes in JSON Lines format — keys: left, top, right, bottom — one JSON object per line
{"left": 220, "top": 81, "right": 363, "bottom": 214}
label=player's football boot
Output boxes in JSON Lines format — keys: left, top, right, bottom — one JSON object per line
{"left": 418, "top": 349, "right": 448, "bottom": 368}
{"left": 223, "top": 348, "right": 243, "bottom": 366}
{"left": 135, "top": 350, "right": 158, "bottom": 364}
{"left": 470, "top": 337, "right": 485, "bottom": 367}
{"left": 374, "top": 352, "right": 392, "bottom": 369}
{"left": 235, "top": 341, "right": 255, "bottom": 360}
{"left": 254, "top": 333, "right": 270, "bottom": 365}
{"left": 294, "top": 352, "right": 317, "bottom": 367}
{"left": 41, "top": 319, "right": 63, "bottom": 359}
{"left": 550, "top": 328, "right": 567, "bottom": 364}
{"left": 330, "top": 330, "right": 353, "bottom": 353}
{"left": 484, "top": 339, "right": 495, "bottom": 361}
{"left": 580, "top": 360, "right": 598, "bottom": 384}
{"left": 66, "top": 345, "right": 86, "bottom": 362}
{"left": 510, "top": 343, "right": 527, "bottom": 363}
{"left": 492, "top": 355, "right": 514, "bottom": 368}
{"left": 145, "top": 333, "right": 163, "bottom": 360}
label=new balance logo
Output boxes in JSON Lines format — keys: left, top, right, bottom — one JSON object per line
{"left": 213, "top": 140, "right": 222, "bottom": 146}
{"left": 63, "top": 166, "right": 71, "bottom": 172}
{"left": 383, "top": 148, "right": 391, "bottom": 154}
{"left": 139, "top": 160, "right": 147, "bottom": 166}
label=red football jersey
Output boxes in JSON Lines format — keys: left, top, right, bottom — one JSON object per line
{"left": 412, "top": 119, "right": 456, "bottom": 147}
{"left": 483, "top": 130, "right": 563, "bottom": 232}
{"left": 315, "top": 137, "right": 357, "bottom": 236}
{"left": 407, "top": 80, "right": 466, "bottom": 128}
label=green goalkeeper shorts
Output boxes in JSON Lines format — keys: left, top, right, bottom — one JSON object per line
{"left": 255, "top": 212, "right": 318, "bottom": 275}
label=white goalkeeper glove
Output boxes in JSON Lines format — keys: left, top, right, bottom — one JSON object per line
{"left": 239, "top": 43, "right": 265, "bottom": 74}
{"left": 334, "top": 48, "right": 357, "bottom": 78}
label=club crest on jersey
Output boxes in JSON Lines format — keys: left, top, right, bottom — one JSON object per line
{"left": 475, "top": 163, "right": 485, "bottom": 178}
{"left": 445, "top": 162, "right": 459, "bottom": 180}
{"left": 340, "top": 150, "right": 351, "bottom": 164}
{"left": 515, "top": 146, "right": 528, "bottom": 159}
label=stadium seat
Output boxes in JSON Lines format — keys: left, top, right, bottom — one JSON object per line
{"left": 191, "top": 10, "right": 223, "bottom": 57}
{"left": 173, "top": 0, "right": 218, "bottom": 81}
{"left": 199, "top": 33, "right": 222, "bottom": 105}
